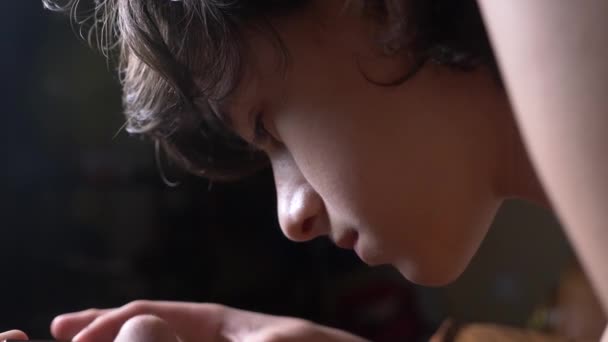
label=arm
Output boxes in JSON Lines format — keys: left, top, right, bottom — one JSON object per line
{"left": 475, "top": 0, "right": 608, "bottom": 314}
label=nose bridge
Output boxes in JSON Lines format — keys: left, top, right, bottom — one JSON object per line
{"left": 272, "top": 153, "right": 328, "bottom": 242}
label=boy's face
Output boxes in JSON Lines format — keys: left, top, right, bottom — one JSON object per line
{"left": 221, "top": 1, "right": 509, "bottom": 285}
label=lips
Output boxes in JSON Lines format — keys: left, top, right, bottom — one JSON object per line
{"left": 334, "top": 229, "right": 359, "bottom": 250}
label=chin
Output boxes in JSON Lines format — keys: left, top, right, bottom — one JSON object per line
{"left": 394, "top": 260, "right": 468, "bottom": 287}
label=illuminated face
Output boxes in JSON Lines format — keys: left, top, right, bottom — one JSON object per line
{"left": 221, "top": 1, "right": 514, "bottom": 285}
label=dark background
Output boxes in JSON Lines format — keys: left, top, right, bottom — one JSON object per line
{"left": 1, "top": 2, "right": 575, "bottom": 341}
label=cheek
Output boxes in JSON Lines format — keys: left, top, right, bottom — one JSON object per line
{"left": 278, "top": 94, "right": 495, "bottom": 221}
{"left": 282, "top": 103, "right": 499, "bottom": 283}
{"left": 275, "top": 95, "right": 389, "bottom": 227}
{"left": 275, "top": 60, "right": 502, "bottom": 284}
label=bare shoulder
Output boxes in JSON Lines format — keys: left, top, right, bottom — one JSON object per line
{"left": 476, "top": 0, "right": 608, "bottom": 312}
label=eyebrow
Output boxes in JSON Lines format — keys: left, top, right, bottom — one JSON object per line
{"left": 207, "top": 97, "right": 259, "bottom": 146}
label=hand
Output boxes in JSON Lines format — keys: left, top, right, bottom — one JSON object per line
{"left": 51, "top": 300, "right": 369, "bottom": 342}
{"left": 0, "top": 330, "right": 28, "bottom": 341}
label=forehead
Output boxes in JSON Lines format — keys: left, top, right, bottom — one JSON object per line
{"left": 206, "top": 1, "right": 380, "bottom": 127}
{"left": 209, "top": 29, "right": 287, "bottom": 116}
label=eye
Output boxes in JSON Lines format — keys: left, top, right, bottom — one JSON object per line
{"left": 252, "top": 112, "right": 279, "bottom": 148}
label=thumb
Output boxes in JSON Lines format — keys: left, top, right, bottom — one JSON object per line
{"left": 114, "top": 315, "right": 181, "bottom": 342}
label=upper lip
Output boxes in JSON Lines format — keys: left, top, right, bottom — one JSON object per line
{"left": 333, "top": 229, "right": 359, "bottom": 250}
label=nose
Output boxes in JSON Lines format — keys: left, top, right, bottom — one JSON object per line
{"left": 273, "top": 155, "right": 328, "bottom": 242}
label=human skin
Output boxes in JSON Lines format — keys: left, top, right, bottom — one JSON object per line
{"left": 6, "top": 0, "right": 606, "bottom": 340}
{"left": 218, "top": 0, "right": 548, "bottom": 286}
{"left": 476, "top": 0, "right": 608, "bottom": 319}
{"left": 0, "top": 330, "right": 28, "bottom": 341}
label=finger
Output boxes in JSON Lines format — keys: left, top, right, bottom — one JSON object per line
{"left": 114, "top": 315, "right": 181, "bottom": 342}
{"left": 51, "top": 308, "right": 112, "bottom": 341}
{"left": 71, "top": 301, "right": 227, "bottom": 342}
{"left": 71, "top": 303, "right": 155, "bottom": 342}
{"left": 0, "top": 329, "right": 29, "bottom": 341}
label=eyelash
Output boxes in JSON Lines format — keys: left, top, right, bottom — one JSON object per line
{"left": 252, "top": 112, "right": 275, "bottom": 146}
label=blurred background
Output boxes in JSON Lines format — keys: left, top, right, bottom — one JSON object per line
{"left": 1, "top": 2, "right": 603, "bottom": 341}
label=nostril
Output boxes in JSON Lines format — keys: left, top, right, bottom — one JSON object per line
{"left": 301, "top": 216, "right": 314, "bottom": 235}
{"left": 278, "top": 184, "right": 327, "bottom": 242}
{"left": 282, "top": 207, "right": 323, "bottom": 242}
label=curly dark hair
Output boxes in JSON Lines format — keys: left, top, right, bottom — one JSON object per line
{"left": 42, "top": 0, "right": 497, "bottom": 181}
